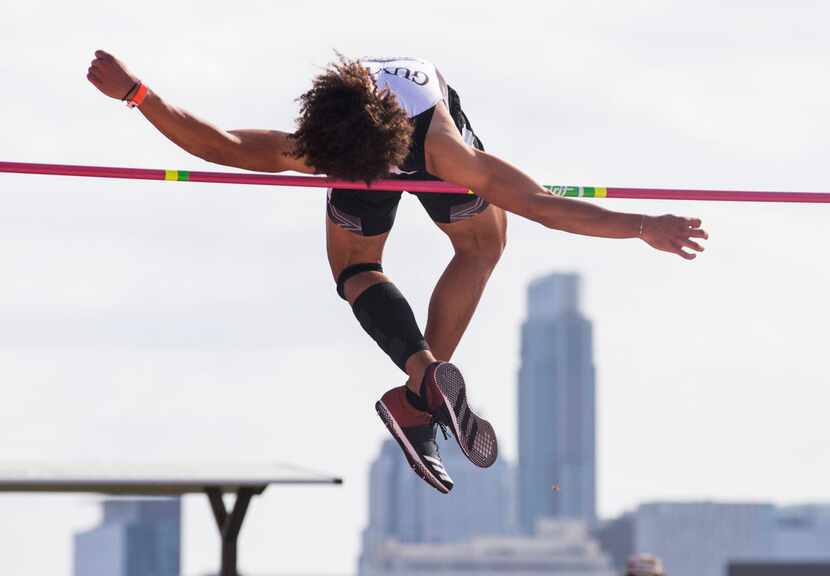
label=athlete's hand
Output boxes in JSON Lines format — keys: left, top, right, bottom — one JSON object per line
{"left": 87, "top": 50, "right": 139, "bottom": 101}
{"left": 641, "top": 215, "right": 708, "bottom": 260}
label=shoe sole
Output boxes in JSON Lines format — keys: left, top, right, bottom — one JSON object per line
{"left": 375, "top": 400, "right": 451, "bottom": 494}
{"left": 433, "top": 363, "right": 498, "bottom": 468}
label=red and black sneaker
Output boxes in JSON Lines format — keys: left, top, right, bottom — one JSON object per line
{"left": 376, "top": 386, "right": 454, "bottom": 494}
{"left": 419, "top": 362, "right": 498, "bottom": 468}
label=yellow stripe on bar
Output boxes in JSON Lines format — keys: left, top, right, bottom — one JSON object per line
{"left": 595, "top": 187, "right": 607, "bottom": 198}
{"left": 164, "top": 170, "right": 178, "bottom": 181}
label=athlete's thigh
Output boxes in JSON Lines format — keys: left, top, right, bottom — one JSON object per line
{"left": 326, "top": 215, "right": 390, "bottom": 279}
{"left": 326, "top": 187, "right": 401, "bottom": 278}
{"left": 434, "top": 204, "right": 507, "bottom": 254}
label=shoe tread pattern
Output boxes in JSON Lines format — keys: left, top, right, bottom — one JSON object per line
{"left": 435, "top": 363, "right": 498, "bottom": 468}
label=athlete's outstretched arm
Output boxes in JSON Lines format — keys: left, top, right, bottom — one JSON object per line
{"left": 86, "top": 50, "right": 313, "bottom": 174}
{"left": 425, "top": 104, "right": 707, "bottom": 259}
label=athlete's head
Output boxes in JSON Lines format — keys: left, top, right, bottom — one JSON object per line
{"left": 290, "top": 56, "right": 413, "bottom": 183}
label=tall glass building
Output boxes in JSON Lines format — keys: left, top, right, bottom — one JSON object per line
{"left": 518, "top": 273, "right": 596, "bottom": 532}
{"left": 73, "top": 498, "right": 180, "bottom": 576}
{"left": 359, "top": 438, "right": 512, "bottom": 573}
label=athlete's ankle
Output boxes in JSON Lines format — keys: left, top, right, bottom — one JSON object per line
{"left": 405, "top": 351, "right": 437, "bottom": 394}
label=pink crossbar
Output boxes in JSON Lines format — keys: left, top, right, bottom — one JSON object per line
{"left": 2, "top": 161, "right": 830, "bottom": 203}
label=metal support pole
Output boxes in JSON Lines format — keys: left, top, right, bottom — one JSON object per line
{"left": 206, "top": 487, "right": 263, "bottom": 576}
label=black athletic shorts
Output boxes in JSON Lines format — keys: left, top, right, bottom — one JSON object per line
{"left": 327, "top": 86, "right": 489, "bottom": 237}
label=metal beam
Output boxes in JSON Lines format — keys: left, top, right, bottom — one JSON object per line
{"left": 206, "top": 486, "right": 265, "bottom": 576}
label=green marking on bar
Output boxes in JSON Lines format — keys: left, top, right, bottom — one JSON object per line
{"left": 178, "top": 171, "right": 190, "bottom": 181}
{"left": 544, "top": 185, "right": 606, "bottom": 198}
{"left": 545, "top": 185, "right": 579, "bottom": 197}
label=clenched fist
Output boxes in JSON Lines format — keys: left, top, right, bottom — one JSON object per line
{"left": 87, "top": 50, "right": 139, "bottom": 101}
{"left": 641, "top": 215, "right": 708, "bottom": 260}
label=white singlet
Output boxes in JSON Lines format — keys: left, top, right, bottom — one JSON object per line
{"left": 359, "top": 57, "right": 448, "bottom": 119}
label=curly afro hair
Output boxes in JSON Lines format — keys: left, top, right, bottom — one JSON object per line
{"left": 290, "top": 56, "right": 413, "bottom": 184}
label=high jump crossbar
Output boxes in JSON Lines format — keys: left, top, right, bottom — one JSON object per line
{"left": 2, "top": 161, "right": 830, "bottom": 203}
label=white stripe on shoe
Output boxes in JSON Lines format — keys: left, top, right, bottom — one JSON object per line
{"left": 376, "top": 400, "right": 451, "bottom": 494}
{"left": 423, "top": 459, "right": 452, "bottom": 483}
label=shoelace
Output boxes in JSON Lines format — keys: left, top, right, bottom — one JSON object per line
{"left": 432, "top": 416, "right": 451, "bottom": 441}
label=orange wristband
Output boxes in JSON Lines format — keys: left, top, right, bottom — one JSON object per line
{"left": 126, "top": 83, "right": 148, "bottom": 108}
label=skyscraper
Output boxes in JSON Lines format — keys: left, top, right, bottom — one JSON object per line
{"left": 518, "top": 273, "right": 596, "bottom": 532}
{"left": 74, "top": 498, "right": 180, "bottom": 576}
{"left": 359, "top": 438, "right": 512, "bottom": 573}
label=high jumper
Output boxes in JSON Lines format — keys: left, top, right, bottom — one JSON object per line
{"left": 87, "top": 50, "right": 707, "bottom": 493}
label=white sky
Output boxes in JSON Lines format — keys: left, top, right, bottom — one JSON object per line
{"left": 1, "top": 0, "right": 829, "bottom": 574}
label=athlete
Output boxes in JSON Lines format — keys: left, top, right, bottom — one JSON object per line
{"left": 87, "top": 51, "right": 708, "bottom": 494}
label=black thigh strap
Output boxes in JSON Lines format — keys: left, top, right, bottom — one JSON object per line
{"left": 336, "top": 262, "right": 384, "bottom": 300}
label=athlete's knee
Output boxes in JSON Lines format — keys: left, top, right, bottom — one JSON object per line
{"left": 487, "top": 222, "right": 508, "bottom": 263}
{"left": 335, "top": 262, "right": 387, "bottom": 302}
{"left": 453, "top": 221, "right": 507, "bottom": 269}
{"left": 327, "top": 220, "right": 389, "bottom": 300}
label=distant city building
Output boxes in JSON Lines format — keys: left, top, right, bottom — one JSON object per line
{"left": 361, "top": 518, "right": 614, "bottom": 576}
{"left": 595, "top": 502, "right": 776, "bottom": 576}
{"left": 773, "top": 505, "right": 830, "bottom": 560}
{"left": 597, "top": 502, "right": 830, "bottom": 576}
{"left": 518, "top": 273, "right": 596, "bottom": 532}
{"left": 74, "top": 498, "right": 180, "bottom": 576}
{"left": 596, "top": 512, "right": 635, "bottom": 572}
{"left": 359, "top": 438, "right": 512, "bottom": 572}
{"left": 728, "top": 563, "right": 830, "bottom": 576}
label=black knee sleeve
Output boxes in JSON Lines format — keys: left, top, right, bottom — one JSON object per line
{"left": 350, "top": 282, "right": 429, "bottom": 372}
{"left": 337, "top": 262, "right": 383, "bottom": 300}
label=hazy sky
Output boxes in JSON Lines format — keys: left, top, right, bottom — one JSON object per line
{"left": 1, "top": 1, "right": 829, "bottom": 574}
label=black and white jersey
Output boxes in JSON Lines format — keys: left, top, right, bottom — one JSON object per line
{"left": 360, "top": 57, "right": 452, "bottom": 175}
{"left": 360, "top": 57, "right": 447, "bottom": 118}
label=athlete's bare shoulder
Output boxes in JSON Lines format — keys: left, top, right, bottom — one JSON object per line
{"left": 423, "top": 103, "right": 489, "bottom": 191}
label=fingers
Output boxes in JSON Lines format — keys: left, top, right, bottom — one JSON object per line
{"left": 683, "top": 217, "right": 709, "bottom": 239}
{"left": 91, "top": 50, "right": 114, "bottom": 71}
{"left": 681, "top": 217, "right": 707, "bottom": 251}
{"left": 86, "top": 62, "right": 101, "bottom": 86}
{"left": 645, "top": 214, "right": 707, "bottom": 260}
{"left": 86, "top": 65, "right": 101, "bottom": 85}
{"left": 675, "top": 216, "right": 708, "bottom": 253}
{"left": 671, "top": 241, "right": 696, "bottom": 260}
{"left": 667, "top": 216, "right": 707, "bottom": 253}
{"left": 676, "top": 229, "right": 705, "bottom": 255}
{"left": 680, "top": 237, "right": 704, "bottom": 252}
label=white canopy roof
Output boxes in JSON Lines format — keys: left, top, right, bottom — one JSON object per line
{"left": 0, "top": 461, "right": 342, "bottom": 495}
